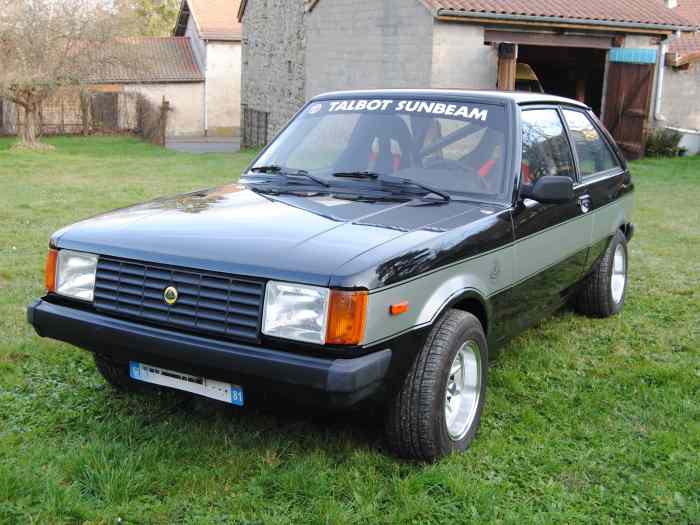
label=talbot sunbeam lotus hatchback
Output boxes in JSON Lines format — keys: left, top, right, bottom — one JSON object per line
{"left": 29, "top": 90, "right": 634, "bottom": 461}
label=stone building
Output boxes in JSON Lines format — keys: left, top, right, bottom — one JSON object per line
{"left": 238, "top": 0, "right": 697, "bottom": 157}
{"left": 174, "top": 0, "right": 244, "bottom": 137}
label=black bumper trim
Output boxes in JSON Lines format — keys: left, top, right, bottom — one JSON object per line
{"left": 27, "top": 300, "right": 391, "bottom": 395}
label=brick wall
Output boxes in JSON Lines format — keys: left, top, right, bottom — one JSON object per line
{"left": 241, "top": 0, "right": 307, "bottom": 146}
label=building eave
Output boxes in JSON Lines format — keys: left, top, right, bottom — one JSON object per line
{"left": 436, "top": 9, "right": 698, "bottom": 35}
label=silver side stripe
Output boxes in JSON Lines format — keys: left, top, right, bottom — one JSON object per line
{"left": 363, "top": 193, "right": 633, "bottom": 345}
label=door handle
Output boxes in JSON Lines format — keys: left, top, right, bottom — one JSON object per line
{"left": 578, "top": 195, "right": 592, "bottom": 213}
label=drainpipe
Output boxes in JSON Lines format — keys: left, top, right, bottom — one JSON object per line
{"left": 203, "top": 41, "right": 209, "bottom": 137}
{"left": 654, "top": 30, "right": 682, "bottom": 122}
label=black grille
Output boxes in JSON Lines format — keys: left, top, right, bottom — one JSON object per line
{"left": 94, "top": 257, "right": 264, "bottom": 343}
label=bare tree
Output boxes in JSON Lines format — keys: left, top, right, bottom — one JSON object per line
{"left": 0, "top": 0, "right": 140, "bottom": 148}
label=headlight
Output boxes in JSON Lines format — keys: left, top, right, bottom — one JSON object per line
{"left": 262, "top": 281, "right": 368, "bottom": 345}
{"left": 46, "top": 249, "right": 98, "bottom": 302}
{"left": 262, "top": 282, "right": 330, "bottom": 344}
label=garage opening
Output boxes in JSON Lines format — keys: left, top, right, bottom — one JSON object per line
{"left": 487, "top": 30, "right": 657, "bottom": 159}
{"left": 517, "top": 45, "right": 607, "bottom": 117}
{"left": 486, "top": 31, "right": 613, "bottom": 118}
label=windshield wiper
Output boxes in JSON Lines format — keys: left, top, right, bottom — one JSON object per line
{"left": 380, "top": 175, "right": 451, "bottom": 202}
{"left": 333, "top": 171, "right": 450, "bottom": 202}
{"left": 248, "top": 165, "right": 329, "bottom": 187}
{"left": 332, "top": 171, "right": 380, "bottom": 180}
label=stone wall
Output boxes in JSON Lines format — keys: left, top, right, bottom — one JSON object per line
{"left": 431, "top": 22, "right": 498, "bottom": 89}
{"left": 305, "top": 0, "right": 434, "bottom": 99}
{"left": 660, "top": 62, "right": 700, "bottom": 154}
{"left": 241, "top": 0, "right": 502, "bottom": 145}
{"left": 661, "top": 62, "right": 700, "bottom": 130}
{"left": 241, "top": 0, "right": 307, "bottom": 146}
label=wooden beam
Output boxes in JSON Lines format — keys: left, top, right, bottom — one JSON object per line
{"left": 485, "top": 29, "right": 614, "bottom": 49}
{"left": 497, "top": 43, "right": 517, "bottom": 91}
{"left": 666, "top": 50, "right": 700, "bottom": 67}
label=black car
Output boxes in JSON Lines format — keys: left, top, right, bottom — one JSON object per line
{"left": 28, "top": 90, "right": 634, "bottom": 461}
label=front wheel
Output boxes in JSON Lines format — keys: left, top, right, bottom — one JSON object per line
{"left": 575, "top": 230, "right": 629, "bottom": 318}
{"left": 385, "top": 310, "right": 488, "bottom": 461}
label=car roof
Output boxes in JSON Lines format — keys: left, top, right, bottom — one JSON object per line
{"left": 311, "top": 89, "right": 590, "bottom": 109}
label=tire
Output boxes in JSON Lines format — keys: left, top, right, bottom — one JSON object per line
{"left": 575, "top": 230, "right": 629, "bottom": 318}
{"left": 385, "top": 310, "right": 488, "bottom": 462}
{"left": 94, "top": 353, "right": 148, "bottom": 393}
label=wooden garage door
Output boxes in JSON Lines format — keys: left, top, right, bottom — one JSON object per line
{"left": 91, "top": 93, "right": 119, "bottom": 132}
{"left": 603, "top": 62, "right": 655, "bottom": 160}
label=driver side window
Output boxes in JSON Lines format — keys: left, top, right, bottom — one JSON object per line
{"left": 521, "top": 109, "right": 576, "bottom": 186}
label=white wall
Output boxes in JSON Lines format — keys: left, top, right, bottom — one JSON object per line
{"left": 124, "top": 83, "right": 205, "bottom": 137}
{"left": 205, "top": 41, "right": 242, "bottom": 137}
{"left": 183, "top": 13, "right": 241, "bottom": 137}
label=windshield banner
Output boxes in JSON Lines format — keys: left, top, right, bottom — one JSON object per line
{"left": 306, "top": 99, "right": 489, "bottom": 122}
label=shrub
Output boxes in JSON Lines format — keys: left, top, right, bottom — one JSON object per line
{"left": 135, "top": 95, "right": 170, "bottom": 146}
{"left": 646, "top": 128, "right": 684, "bottom": 157}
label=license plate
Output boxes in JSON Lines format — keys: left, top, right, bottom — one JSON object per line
{"left": 129, "top": 362, "right": 244, "bottom": 406}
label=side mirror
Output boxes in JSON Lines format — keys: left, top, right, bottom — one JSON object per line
{"left": 521, "top": 176, "right": 574, "bottom": 205}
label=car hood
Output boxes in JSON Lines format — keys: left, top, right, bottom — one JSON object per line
{"left": 53, "top": 183, "right": 495, "bottom": 287}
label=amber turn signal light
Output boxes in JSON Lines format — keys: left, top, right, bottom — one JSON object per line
{"left": 326, "top": 290, "right": 368, "bottom": 345}
{"left": 45, "top": 249, "right": 58, "bottom": 293}
{"left": 390, "top": 301, "right": 410, "bottom": 316}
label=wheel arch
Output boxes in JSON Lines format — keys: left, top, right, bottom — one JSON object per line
{"left": 439, "top": 289, "right": 491, "bottom": 336}
{"left": 619, "top": 222, "right": 634, "bottom": 242}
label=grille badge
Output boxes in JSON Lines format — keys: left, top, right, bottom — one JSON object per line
{"left": 163, "top": 286, "right": 179, "bottom": 305}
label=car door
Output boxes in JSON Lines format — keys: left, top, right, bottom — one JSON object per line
{"left": 560, "top": 108, "right": 632, "bottom": 274}
{"left": 510, "top": 106, "right": 593, "bottom": 329}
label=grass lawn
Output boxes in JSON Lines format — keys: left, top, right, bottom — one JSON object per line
{"left": 0, "top": 136, "right": 698, "bottom": 524}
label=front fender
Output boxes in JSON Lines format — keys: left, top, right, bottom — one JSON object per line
{"left": 363, "top": 248, "right": 511, "bottom": 346}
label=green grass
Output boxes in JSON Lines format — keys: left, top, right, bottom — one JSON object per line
{"left": 1, "top": 137, "right": 698, "bottom": 524}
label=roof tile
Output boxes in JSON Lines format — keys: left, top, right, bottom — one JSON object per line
{"left": 425, "top": 0, "right": 696, "bottom": 28}
{"left": 86, "top": 37, "right": 204, "bottom": 84}
{"left": 186, "top": 0, "right": 242, "bottom": 41}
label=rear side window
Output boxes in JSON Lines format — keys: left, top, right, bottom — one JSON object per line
{"left": 563, "top": 109, "right": 620, "bottom": 177}
{"left": 520, "top": 109, "right": 576, "bottom": 185}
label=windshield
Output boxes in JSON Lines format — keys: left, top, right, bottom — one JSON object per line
{"left": 250, "top": 97, "right": 510, "bottom": 201}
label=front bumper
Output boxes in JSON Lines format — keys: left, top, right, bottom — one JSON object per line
{"left": 27, "top": 299, "right": 392, "bottom": 407}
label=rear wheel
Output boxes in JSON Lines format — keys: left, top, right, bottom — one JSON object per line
{"left": 575, "top": 230, "right": 629, "bottom": 318}
{"left": 385, "top": 310, "right": 488, "bottom": 461}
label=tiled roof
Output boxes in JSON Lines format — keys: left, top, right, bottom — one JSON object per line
{"left": 668, "top": 1, "right": 700, "bottom": 61}
{"left": 181, "top": 0, "right": 242, "bottom": 41}
{"left": 423, "top": 0, "right": 697, "bottom": 29}
{"left": 86, "top": 37, "right": 203, "bottom": 84}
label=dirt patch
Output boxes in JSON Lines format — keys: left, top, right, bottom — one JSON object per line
{"left": 10, "top": 142, "right": 56, "bottom": 152}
